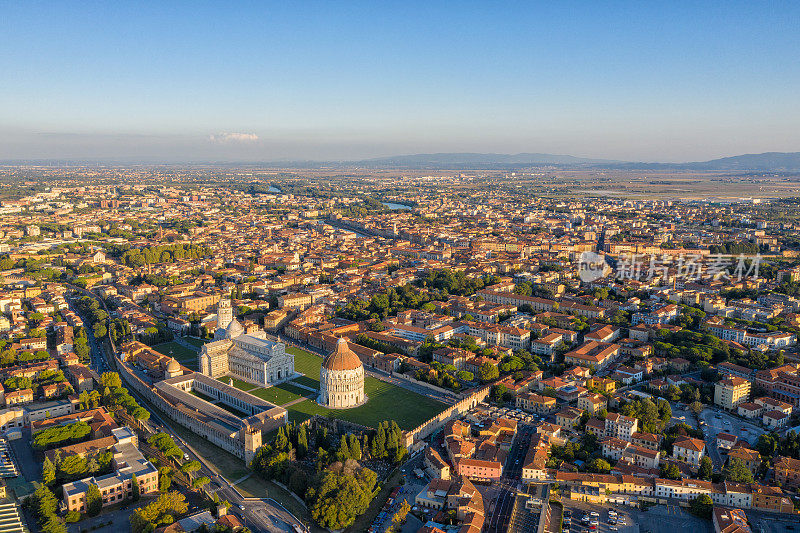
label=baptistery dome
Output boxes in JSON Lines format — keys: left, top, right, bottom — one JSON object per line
{"left": 318, "top": 338, "right": 365, "bottom": 409}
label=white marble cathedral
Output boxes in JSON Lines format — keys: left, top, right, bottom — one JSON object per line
{"left": 199, "top": 298, "right": 295, "bottom": 386}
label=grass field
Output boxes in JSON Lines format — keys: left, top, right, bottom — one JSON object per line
{"left": 283, "top": 345, "right": 448, "bottom": 429}
{"left": 216, "top": 376, "right": 257, "bottom": 391}
{"left": 184, "top": 337, "right": 209, "bottom": 348}
{"left": 287, "top": 346, "right": 322, "bottom": 386}
{"left": 247, "top": 382, "right": 310, "bottom": 406}
{"left": 214, "top": 402, "right": 251, "bottom": 418}
{"left": 214, "top": 375, "right": 311, "bottom": 406}
{"left": 170, "top": 420, "right": 250, "bottom": 481}
{"left": 153, "top": 341, "right": 199, "bottom": 370}
{"left": 290, "top": 375, "right": 319, "bottom": 389}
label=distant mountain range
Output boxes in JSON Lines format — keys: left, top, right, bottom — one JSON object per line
{"left": 353, "top": 151, "right": 800, "bottom": 171}
{"left": 359, "top": 152, "right": 621, "bottom": 167}
{"left": 4, "top": 151, "right": 800, "bottom": 171}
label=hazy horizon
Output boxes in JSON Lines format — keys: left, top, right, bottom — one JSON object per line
{"left": 2, "top": 2, "right": 799, "bottom": 162}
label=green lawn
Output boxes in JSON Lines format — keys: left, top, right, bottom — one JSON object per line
{"left": 152, "top": 341, "right": 199, "bottom": 370}
{"left": 284, "top": 345, "right": 447, "bottom": 429}
{"left": 285, "top": 375, "right": 447, "bottom": 430}
{"left": 185, "top": 337, "right": 209, "bottom": 348}
{"left": 287, "top": 346, "right": 323, "bottom": 385}
{"left": 289, "top": 375, "right": 319, "bottom": 390}
{"left": 216, "top": 376, "right": 257, "bottom": 391}
{"left": 214, "top": 401, "right": 251, "bottom": 418}
{"left": 190, "top": 390, "right": 215, "bottom": 402}
{"left": 247, "top": 382, "right": 311, "bottom": 406}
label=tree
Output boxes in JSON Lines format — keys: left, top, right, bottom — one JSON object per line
{"left": 42, "top": 456, "right": 56, "bottom": 486}
{"left": 275, "top": 426, "right": 289, "bottom": 451}
{"left": 86, "top": 484, "right": 103, "bottom": 516}
{"left": 659, "top": 463, "right": 682, "bottom": 480}
{"left": 100, "top": 372, "right": 122, "bottom": 389}
{"left": 348, "top": 433, "right": 362, "bottom": 461}
{"left": 371, "top": 424, "right": 386, "bottom": 459}
{"left": 390, "top": 500, "right": 412, "bottom": 531}
{"left": 457, "top": 370, "right": 474, "bottom": 381}
{"left": 698, "top": 456, "right": 713, "bottom": 481}
{"left": 93, "top": 322, "right": 107, "bottom": 339}
{"left": 689, "top": 494, "right": 713, "bottom": 519}
{"left": 130, "top": 491, "right": 188, "bottom": 533}
{"left": 308, "top": 468, "right": 377, "bottom": 529}
{"left": 689, "top": 401, "right": 705, "bottom": 416}
{"left": 180, "top": 460, "right": 201, "bottom": 474}
{"left": 159, "top": 474, "right": 172, "bottom": 492}
{"left": 133, "top": 407, "right": 150, "bottom": 422}
{"left": 337, "top": 435, "right": 351, "bottom": 462}
{"left": 296, "top": 425, "right": 308, "bottom": 459}
{"left": 585, "top": 458, "right": 611, "bottom": 474}
{"left": 192, "top": 476, "right": 210, "bottom": 490}
{"left": 479, "top": 362, "right": 499, "bottom": 383}
{"left": 723, "top": 458, "right": 754, "bottom": 483}
{"left": 131, "top": 474, "right": 140, "bottom": 501}
{"left": 32, "top": 483, "right": 59, "bottom": 521}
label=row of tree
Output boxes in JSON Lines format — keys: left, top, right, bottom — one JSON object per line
{"left": 130, "top": 491, "right": 188, "bottom": 533}
{"left": 112, "top": 243, "right": 211, "bottom": 268}
{"left": 42, "top": 447, "right": 114, "bottom": 487}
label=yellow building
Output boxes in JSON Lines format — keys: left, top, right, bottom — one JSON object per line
{"left": 714, "top": 376, "right": 751, "bottom": 410}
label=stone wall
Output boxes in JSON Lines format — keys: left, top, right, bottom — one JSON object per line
{"left": 401, "top": 385, "right": 492, "bottom": 448}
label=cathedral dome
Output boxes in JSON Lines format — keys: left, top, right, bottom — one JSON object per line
{"left": 225, "top": 318, "right": 244, "bottom": 339}
{"left": 322, "top": 338, "right": 362, "bottom": 372}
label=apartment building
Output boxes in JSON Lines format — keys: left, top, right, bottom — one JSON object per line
{"left": 604, "top": 413, "right": 638, "bottom": 441}
{"left": 577, "top": 393, "right": 607, "bottom": 415}
{"left": 715, "top": 377, "right": 751, "bottom": 410}
{"left": 63, "top": 428, "right": 159, "bottom": 513}
{"left": 672, "top": 436, "right": 706, "bottom": 467}
{"left": 773, "top": 456, "right": 800, "bottom": 488}
{"left": 773, "top": 371, "right": 800, "bottom": 408}
{"left": 563, "top": 341, "right": 620, "bottom": 370}
{"left": 515, "top": 392, "right": 557, "bottom": 415}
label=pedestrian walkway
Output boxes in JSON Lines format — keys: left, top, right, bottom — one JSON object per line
{"left": 231, "top": 473, "right": 252, "bottom": 486}
{"left": 286, "top": 380, "right": 317, "bottom": 392}
{"left": 281, "top": 395, "right": 314, "bottom": 408}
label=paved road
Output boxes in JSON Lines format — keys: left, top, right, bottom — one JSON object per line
{"left": 485, "top": 424, "right": 535, "bottom": 533}
{"left": 70, "top": 292, "right": 307, "bottom": 533}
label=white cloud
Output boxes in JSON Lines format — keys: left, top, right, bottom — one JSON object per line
{"left": 208, "top": 132, "right": 259, "bottom": 143}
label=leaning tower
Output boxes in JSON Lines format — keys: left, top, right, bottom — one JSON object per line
{"left": 217, "top": 297, "right": 233, "bottom": 330}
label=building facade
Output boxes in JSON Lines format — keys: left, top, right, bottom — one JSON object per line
{"left": 199, "top": 299, "right": 294, "bottom": 387}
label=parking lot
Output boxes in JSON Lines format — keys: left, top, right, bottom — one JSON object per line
{"left": 697, "top": 407, "right": 764, "bottom": 467}
{"left": 746, "top": 510, "right": 800, "bottom": 533}
{"left": 560, "top": 500, "right": 712, "bottom": 533}
{"left": 699, "top": 407, "right": 762, "bottom": 445}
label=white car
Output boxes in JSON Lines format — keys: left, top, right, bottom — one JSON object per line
{"left": 239, "top": 504, "right": 245, "bottom": 511}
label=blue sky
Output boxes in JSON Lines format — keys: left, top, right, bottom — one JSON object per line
{"left": 1, "top": 1, "right": 799, "bottom": 161}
